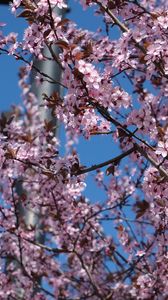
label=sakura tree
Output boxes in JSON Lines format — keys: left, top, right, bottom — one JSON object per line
{"left": 0, "top": 0, "right": 168, "bottom": 299}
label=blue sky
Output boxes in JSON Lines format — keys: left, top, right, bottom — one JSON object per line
{"left": 0, "top": 4, "right": 26, "bottom": 111}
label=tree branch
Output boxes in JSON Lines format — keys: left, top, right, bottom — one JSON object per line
{"left": 76, "top": 146, "right": 135, "bottom": 175}
{"left": 134, "top": 143, "right": 168, "bottom": 180}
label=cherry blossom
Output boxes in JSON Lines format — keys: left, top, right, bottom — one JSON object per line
{"left": 156, "top": 140, "right": 168, "bottom": 158}
{"left": 0, "top": 0, "right": 168, "bottom": 299}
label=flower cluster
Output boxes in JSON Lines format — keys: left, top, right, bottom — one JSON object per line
{"left": 0, "top": 0, "right": 168, "bottom": 299}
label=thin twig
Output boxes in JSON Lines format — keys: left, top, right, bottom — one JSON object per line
{"left": 0, "top": 48, "right": 66, "bottom": 88}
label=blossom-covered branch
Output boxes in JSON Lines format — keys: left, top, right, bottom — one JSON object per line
{"left": 0, "top": 0, "right": 168, "bottom": 299}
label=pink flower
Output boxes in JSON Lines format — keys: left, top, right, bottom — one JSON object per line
{"left": 76, "top": 59, "right": 101, "bottom": 89}
{"left": 0, "top": 22, "right": 6, "bottom": 27}
{"left": 156, "top": 140, "right": 168, "bottom": 158}
{"left": 10, "top": 0, "right": 22, "bottom": 13}
{"left": 38, "top": 0, "right": 67, "bottom": 9}
{"left": 136, "top": 250, "right": 145, "bottom": 257}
